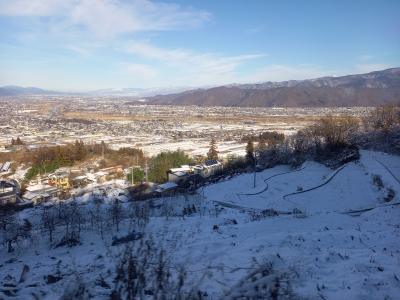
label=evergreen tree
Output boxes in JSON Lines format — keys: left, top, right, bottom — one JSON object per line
{"left": 256, "top": 139, "right": 267, "bottom": 154}
{"left": 74, "top": 140, "right": 86, "bottom": 161}
{"left": 11, "top": 138, "right": 15, "bottom": 146}
{"left": 207, "top": 138, "right": 219, "bottom": 160}
{"left": 101, "top": 140, "right": 107, "bottom": 157}
{"left": 127, "top": 168, "right": 145, "bottom": 184}
{"left": 246, "top": 140, "right": 255, "bottom": 164}
{"left": 16, "top": 137, "right": 23, "bottom": 145}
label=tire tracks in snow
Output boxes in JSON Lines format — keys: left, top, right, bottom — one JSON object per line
{"left": 282, "top": 164, "right": 348, "bottom": 200}
{"left": 236, "top": 167, "right": 306, "bottom": 198}
{"left": 212, "top": 200, "right": 262, "bottom": 213}
{"left": 214, "top": 167, "right": 307, "bottom": 212}
{"left": 373, "top": 157, "right": 400, "bottom": 185}
{"left": 343, "top": 202, "right": 400, "bottom": 216}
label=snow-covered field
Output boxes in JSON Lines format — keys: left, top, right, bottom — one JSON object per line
{"left": 1, "top": 150, "right": 399, "bottom": 299}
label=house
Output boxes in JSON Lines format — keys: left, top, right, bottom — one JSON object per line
{"left": 48, "top": 171, "right": 70, "bottom": 190}
{"left": 166, "top": 160, "right": 223, "bottom": 184}
{"left": 0, "top": 161, "right": 12, "bottom": 174}
{"left": 86, "top": 171, "right": 108, "bottom": 183}
{"left": 100, "top": 165, "right": 123, "bottom": 175}
{"left": 23, "top": 184, "right": 59, "bottom": 204}
{"left": 72, "top": 175, "right": 94, "bottom": 188}
{"left": 0, "top": 179, "right": 19, "bottom": 206}
{"left": 194, "top": 160, "right": 223, "bottom": 178}
{"left": 167, "top": 165, "right": 192, "bottom": 183}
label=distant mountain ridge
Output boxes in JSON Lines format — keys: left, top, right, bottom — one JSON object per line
{"left": 89, "top": 86, "right": 192, "bottom": 97}
{"left": 145, "top": 68, "right": 400, "bottom": 107}
{"left": 0, "top": 85, "right": 192, "bottom": 98}
{"left": 0, "top": 85, "right": 61, "bottom": 96}
{"left": 234, "top": 68, "right": 400, "bottom": 90}
{"left": 2, "top": 68, "right": 400, "bottom": 106}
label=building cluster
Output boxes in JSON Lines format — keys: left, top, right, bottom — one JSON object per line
{"left": 0, "top": 162, "right": 126, "bottom": 205}
{"left": 157, "top": 159, "right": 223, "bottom": 193}
{"left": 0, "top": 158, "right": 225, "bottom": 206}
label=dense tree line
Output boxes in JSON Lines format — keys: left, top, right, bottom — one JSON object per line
{"left": 354, "top": 105, "right": 400, "bottom": 154}
{"left": 148, "top": 150, "right": 193, "bottom": 183}
{"left": 225, "top": 107, "right": 399, "bottom": 172}
{"left": 240, "top": 131, "right": 284, "bottom": 145}
{"left": 6, "top": 141, "right": 145, "bottom": 182}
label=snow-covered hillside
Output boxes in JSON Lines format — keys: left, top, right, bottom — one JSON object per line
{"left": 1, "top": 150, "right": 399, "bottom": 299}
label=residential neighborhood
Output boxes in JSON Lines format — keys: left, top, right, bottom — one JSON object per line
{"left": 0, "top": 154, "right": 226, "bottom": 207}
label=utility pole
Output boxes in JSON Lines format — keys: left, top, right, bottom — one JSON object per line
{"left": 253, "top": 155, "right": 257, "bottom": 188}
{"left": 145, "top": 158, "right": 148, "bottom": 183}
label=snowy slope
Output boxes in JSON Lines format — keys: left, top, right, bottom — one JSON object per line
{"left": 0, "top": 150, "right": 399, "bottom": 299}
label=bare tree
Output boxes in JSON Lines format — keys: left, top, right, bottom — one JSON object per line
{"left": 110, "top": 198, "right": 123, "bottom": 232}
{"left": 314, "top": 115, "right": 359, "bottom": 148}
{"left": 161, "top": 198, "right": 174, "bottom": 220}
{"left": 70, "top": 202, "right": 84, "bottom": 240}
{"left": 110, "top": 237, "right": 195, "bottom": 300}
{"left": 364, "top": 105, "right": 400, "bottom": 132}
{"left": 128, "top": 202, "right": 149, "bottom": 231}
{"left": 94, "top": 200, "right": 105, "bottom": 240}
{"left": 0, "top": 212, "right": 32, "bottom": 253}
{"left": 41, "top": 206, "right": 57, "bottom": 244}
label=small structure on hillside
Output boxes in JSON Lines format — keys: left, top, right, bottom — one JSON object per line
{"left": 167, "top": 165, "right": 192, "bottom": 183}
{"left": 94, "top": 171, "right": 108, "bottom": 183}
{"left": 0, "top": 179, "right": 19, "bottom": 206}
{"left": 0, "top": 161, "right": 12, "bottom": 174}
{"left": 164, "top": 159, "right": 223, "bottom": 191}
{"left": 48, "top": 171, "right": 70, "bottom": 190}
{"left": 72, "top": 175, "right": 95, "bottom": 188}
{"left": 193, "top": 159, "right": 223, "bottom": 178}
{"left": 23, "top": 184, "right": 59, "bottom": 204}
{"left": 100, "top": 165, "right": 123, "bottom": 175}
{"left": 166, "top": 160, "right": 223, "bottom": 185}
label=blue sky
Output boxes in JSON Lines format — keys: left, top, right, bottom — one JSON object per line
{"left": 0, "top": 0, "right": 399, "bottom": 91}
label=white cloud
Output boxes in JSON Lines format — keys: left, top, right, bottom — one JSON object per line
{"left": 124, "top": 41, "right": 266, "bottom": 85}
{"left": 0, "top": 0, "right": 68, "bottom": 16}
{"left": 124, "top": 63, "right": 158, "bottom": 80}
{"left": 65, "top": 44, "right": 91, "bottom": 56}
{"left": 0, "top": 0, "right": 211, "bottom": 37}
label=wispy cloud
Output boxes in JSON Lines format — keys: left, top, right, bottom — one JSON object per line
{"left": 124, "top": 41, "right": 266, "bottom": 85}
{"left": 124, "top": 63, "right": 158, "bottom": 80}
{"left": 0, "top": 0, "right": 211, "bottom": 38}
{"left": 65, "top": 44, "right": 91, "bottom": 57}
{"left": 0, "top": 0, "right": 68, "bottom": 16}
